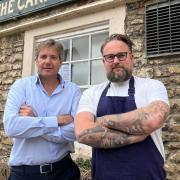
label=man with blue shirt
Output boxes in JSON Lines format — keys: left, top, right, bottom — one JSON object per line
{"left": 3, "top": 39, "right": 81, "bottom": 180}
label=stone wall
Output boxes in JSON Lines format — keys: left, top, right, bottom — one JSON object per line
{"left": 0, "top": 33, "right": 24, "bottom": 179}
{"left": 0, "top": 33, "right": 24, "bottom": 162}
{"left": 126, "top": 1, "right": 180, "bottom": 180}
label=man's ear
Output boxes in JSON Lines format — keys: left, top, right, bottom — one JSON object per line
{"left": 130, "top": 53, "right": 134, "bottom": 62}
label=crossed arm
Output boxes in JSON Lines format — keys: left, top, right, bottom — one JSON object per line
{"left": 19, "top": 105, "right": 73, "bottom": 126}
{"left": 17, "top": 105, "right": 74, "bottom": 143}
{"left": 75, "top": 100, "right": 170, "bottom": 149}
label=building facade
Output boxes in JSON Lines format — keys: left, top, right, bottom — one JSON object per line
{"left": 0, "top": 0, "right": 179, "bottom": 179}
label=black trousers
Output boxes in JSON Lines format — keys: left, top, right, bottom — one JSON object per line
{"left": 8, "top": 154, "right": 80, "bottom": 180}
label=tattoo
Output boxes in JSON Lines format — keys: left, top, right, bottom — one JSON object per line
{"left": 104, "top": 113, "right": 147, "bottom": 135}
{"left": 102, "top": 101, "right": 170, "bottom": 135}
{"left": 153, "top": 101, "right": 169, "bottom": 121}
{"left": 78, "top": 125, "right": 144, "bottom": 149}
{"left": 77, "top": 101, "right": 169, "bottom": 148}
{"left": 124, "top": 111, "right": 148, "bottom": 135}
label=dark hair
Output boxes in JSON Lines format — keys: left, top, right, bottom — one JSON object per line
{"left": 101, "top": 34, "right": 134, "bottom": 54}
{"left": 35, "top": 39, "right": 64, "bottom": 60}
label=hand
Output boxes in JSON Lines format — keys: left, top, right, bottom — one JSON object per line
{"left": 57, "top": 115, "right": 73, "bottom": 126}
{"left": 19, "top": 105, "right": 36, "bottom": 117}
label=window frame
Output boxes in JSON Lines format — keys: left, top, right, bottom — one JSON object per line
{"left": 35, "top": 26, "right": 109, "bottom": 89}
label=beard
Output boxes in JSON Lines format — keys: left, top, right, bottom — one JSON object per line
{"left": 107, "top": 67, "right": 132, "bottom": 82}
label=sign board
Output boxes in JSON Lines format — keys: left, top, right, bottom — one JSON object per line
{"left": 0, "top": 0, "right": 76, "bottom": 23}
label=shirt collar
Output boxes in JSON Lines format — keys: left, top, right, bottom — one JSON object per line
{"left": 34, "top": 73, "right": 65, "bottom": 88}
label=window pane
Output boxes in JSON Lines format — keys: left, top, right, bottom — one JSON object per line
{"left": 91, "top": 32, "right": 109, "bottom": 59}
{"left": 72, "top": 62, "right": 88, "bottom": 85}
{"left": 91, "top": 60, "right": 106, "bottom": 85}
{"left": 60, "top": 39, "right": 70, "bottom": 62}
{"left": 59, "top": 64, "right": 70, "bottom": 81}
{"left": 72, "top": 36, "right": 89, "bottom": 61}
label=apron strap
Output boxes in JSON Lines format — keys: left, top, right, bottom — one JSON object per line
{"left": 128, "top": 76, "right": 135, "bottom": 100}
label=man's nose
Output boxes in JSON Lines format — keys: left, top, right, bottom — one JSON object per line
{"left": 44, "top": 56, "right": 52, "bottom": 63}
{"left": 113, "top": 56, "right": 120, "bottom": 63}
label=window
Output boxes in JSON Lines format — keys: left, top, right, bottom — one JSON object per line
{"left": 59, "top": 30, "right": 108, "bottom": 89}
{"left": 145, "top": 0, "right": 180, "bottom": 57}
{"left": 36, "top": 27, "right": 109, "bottom": 89}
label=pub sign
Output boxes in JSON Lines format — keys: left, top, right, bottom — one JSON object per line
{"left": 0, "top": 0, "right": 76, "bottom": 23}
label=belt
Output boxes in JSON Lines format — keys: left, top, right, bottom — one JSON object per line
{"left": 11, "top": 154, "right": 71, "bottom": 175}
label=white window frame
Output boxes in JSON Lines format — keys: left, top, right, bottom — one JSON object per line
{"left": 35, "top": 25, "right": 109, "bottom": 89}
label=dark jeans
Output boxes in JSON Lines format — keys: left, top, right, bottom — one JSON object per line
{"left": 8, "top": 155, "right": 80, "bottom": 180}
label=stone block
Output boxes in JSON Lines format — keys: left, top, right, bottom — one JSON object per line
{"left": 0, "top": 65, "right": 12, "bottom": 73}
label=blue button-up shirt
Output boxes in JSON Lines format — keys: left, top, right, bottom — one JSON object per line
{"left": 3, "top": 74, "right": 81, "bottom": 166}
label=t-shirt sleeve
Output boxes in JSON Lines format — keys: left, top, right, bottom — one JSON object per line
{"left": 77, "top": 88, "right": 97, "bottom": 115}
{"left": 146, "top": 79, "right": 169, "bottom": 105}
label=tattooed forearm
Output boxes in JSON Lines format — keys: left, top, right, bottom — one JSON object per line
{"left": 78, "top": 125, "right": 147, "bottom": 149}
{"left": 122, "top": 111, "right": 148, "bottom": 135}
{"left": 100, "top": 101, "right": 170, "bottom": 135}
{"left": 98, "top": 112, "right": 148, "bottom": 135}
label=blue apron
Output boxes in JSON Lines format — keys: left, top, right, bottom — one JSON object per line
{"left": 92, "top": 77, "right": 166, "bottom": 180}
